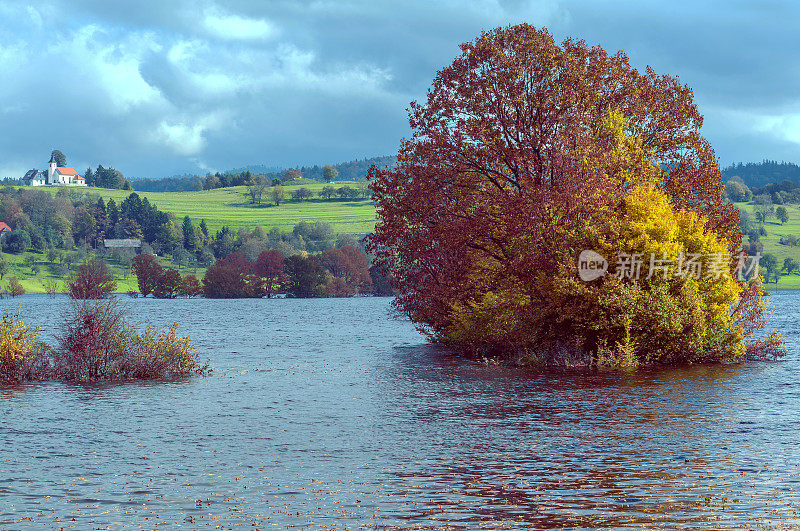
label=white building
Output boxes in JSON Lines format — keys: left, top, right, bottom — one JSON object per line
{"left": 22, "top": 154, "right": 87, "bottom": 186}
{"left": 22, "top": 169, "right": 47, "bottom": 186}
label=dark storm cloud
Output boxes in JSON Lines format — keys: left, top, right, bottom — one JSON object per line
{"left": 0, "top": 0, "right": 797, "bottom": 179}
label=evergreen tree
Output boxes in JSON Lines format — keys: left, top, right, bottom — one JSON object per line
{"left": 182, "top": 216, "right": 198, "bottom": 251}
{"left": 107, "top": 198, "right": 120, "bottom": 226}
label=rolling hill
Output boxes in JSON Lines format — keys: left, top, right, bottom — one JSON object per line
{"left": 27, "top": 181, "right": 377, "bottom": 236}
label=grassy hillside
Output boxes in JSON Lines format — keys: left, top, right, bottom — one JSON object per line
{"left": 735, "top": 201, "right": 800, "bottom": 289}
{"left": 21, "top": 181, "right": 376, "bottom": 236}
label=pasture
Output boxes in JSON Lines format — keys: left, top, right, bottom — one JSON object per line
{"left": 22, "top": 181, "right": 377, "bottom": 236}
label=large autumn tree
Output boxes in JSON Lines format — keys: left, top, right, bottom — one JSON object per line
{"left": 368, "top": 24, "right": 783, "bottom": 366}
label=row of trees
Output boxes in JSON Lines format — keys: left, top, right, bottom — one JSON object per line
{"left": 758, "top": 254, "right": 800, "bottom": 284}
{"left": 245, "top": 183, "right": 371, "bottom": 206}
{"left": 131, "top": 245, "right": 391, "bottom": 298}
{"left": 203, "top": 170, "right": 269, "bottom": 191}
{"left": 297, "top": 157, "right": 394, "bottom": 182}
{"left": 83, "top": 165, "right": 130, "bottom": 189}
{"left": 179, "top": 220, "right": 363, "bottom": 268}
{"left": 203, "top": 168, "right": 307, "bottom": 192}
{"left": 201, "top": 163, "right": 370, "bottom": 193}
{"left": 726, "top": 175, "right": 800, "bottom": 205}
{"left": 131, "top": 254, "right": 202, "bottom": 298}
{"left": 129, "top": 157, "right": 395, "bottom": 193}
{"left": 46, "top": 150, "right": 131, "bottom": 190}
{"left": 722, "top": 161, "right": 800, "bottom": 189}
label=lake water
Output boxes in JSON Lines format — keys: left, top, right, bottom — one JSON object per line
{"left": 1, "top": 294, "right": 799, "bottom": 529}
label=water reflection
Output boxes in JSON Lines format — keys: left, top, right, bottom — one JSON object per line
{"left": 0, "top": 294, "right": 798, "bottom": 528}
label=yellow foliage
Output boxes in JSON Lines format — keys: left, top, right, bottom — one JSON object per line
{"left": 600, "top": 109, "right": 662, "bottom": 189}
{"left": 593, "top": 184, "right": 745, "bottom": 363}
{"left": 0, "top": 310, "right": 41, "bottom": 382}
{"left": 448, "top": 291, "right": 520, "bottom": 345}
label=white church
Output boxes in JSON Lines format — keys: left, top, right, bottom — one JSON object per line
{"left": 22, "top": 153, "right": 86, "bottom": 186}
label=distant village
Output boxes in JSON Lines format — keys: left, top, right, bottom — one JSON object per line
{"left": 22, "top": 152, "right": 86, "bottom": 187}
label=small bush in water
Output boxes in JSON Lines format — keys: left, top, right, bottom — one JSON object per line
{"left": 54, "top": 299, "right": 208, "bottom": 382}
{"left": 0, "top": 310, "right": 49, "bottom": 382}
{"left": 119, "top": 323, "right": 204, "bottom": 379}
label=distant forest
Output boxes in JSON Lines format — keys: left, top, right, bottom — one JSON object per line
{"left": 722, "top": 160, "right": 800, "bottom": 189}
{"left": 131, "top": 156, "right": 395, "bottom": 193}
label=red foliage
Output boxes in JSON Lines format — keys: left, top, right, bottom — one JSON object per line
{"left": 255, "top": 249, "right": 283, "bottom": 276}
{"left": 6, "top": 276, "right": 25, "bottom": 298}
{"left": 319, "top": 245, "right": 372, "bottom": 296}
{"left": 68, "top": 259, "right": 117, "bottom": 299}
{"left": 202, "top": 253, "right": 265, "bottom": 298}
{"left": 57, "top": 300, "right": 126, "bottom": 380}
{"left": 132, "top": 254, "right": 163, "bottom": 297}
{"left": 153, "top": 268, "right": 182, "bottom": 299}
{"left": 178, "top": 274, "right": 203, "bottom": 297}
{"left": 255, "top": 250, "right": 287, "bottom": 297}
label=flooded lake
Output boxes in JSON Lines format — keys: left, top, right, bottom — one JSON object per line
{"left": 1, "top": 294, "right": 799, "bottom": 529}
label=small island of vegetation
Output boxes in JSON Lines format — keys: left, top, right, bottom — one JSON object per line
{"left": 368, "top": 24, "right": 785, "bottom": 368}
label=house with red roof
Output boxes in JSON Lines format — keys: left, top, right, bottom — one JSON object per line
{"left": 0, "top": 222, "right": 11, "bottom": 235}
{"left": 22, "top": 153, "right": 87, "bottom": 187}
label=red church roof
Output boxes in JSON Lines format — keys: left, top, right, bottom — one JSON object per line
{"left": 56, "top": 167, "right": 79, "bottom": 176}
{"left": 0, "top": 222, "right": 11, "bottom": 232}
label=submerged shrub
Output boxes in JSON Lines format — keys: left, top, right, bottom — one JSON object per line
{"left": 68, "top": 259, "right": 117, "bottom": 299}
{"left": 119, "top": 323, "right": 205, "bottom": 379}
{"left": 54, "top": 299, "right": 207, "bottom": 382}
{"left": 54, "top": 300, "right": 128, "bottom": 381}
{"left": 0, "top": 310, "right": 48, "bottom": 382}
{"left": 6, "top": 277, "right": 25, "bottom": 297}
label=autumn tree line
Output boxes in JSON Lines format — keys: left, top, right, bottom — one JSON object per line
{"left": 728, "top": 176, "right": 800, "bottom": 284}
{"left": 202, "top": 164, "right": 346, "bottom": 193}
{"left": 0, "top": 185, "right": 391, "bottom": 298}
{"left": 132, "top": 218, "right": 391, "bottom": 298}
{"left": 131, "top": 243, "right": 389, "bottom": 299}
{"left": 725, "top": 175, "right": 800, "bottom": 205}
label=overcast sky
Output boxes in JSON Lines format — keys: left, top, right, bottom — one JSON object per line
{"left": 0, "top": 0, "right": 798, "bottom": 179}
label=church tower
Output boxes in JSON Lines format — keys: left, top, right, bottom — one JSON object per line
{"left": 48, "top": 153, "right": 57, "bottom": 184}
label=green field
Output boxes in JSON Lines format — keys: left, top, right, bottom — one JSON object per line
{"left": 735, "top": 201, "right": 800, "bottom": 290}
{"left": 23, "top": 181, "right": 377, "bottom": 236}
